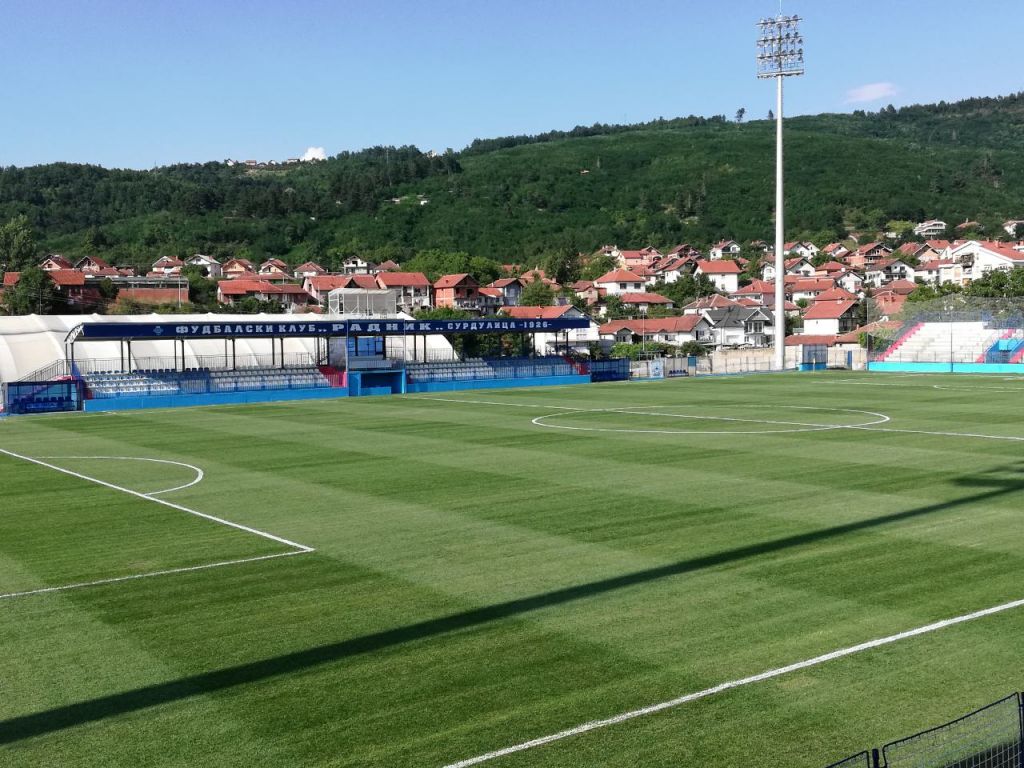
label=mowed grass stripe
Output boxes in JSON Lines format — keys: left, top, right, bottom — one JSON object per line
{"left": 0, "top": 454, "right": 286, "bottom": 595}
{"left": 1, "top": 373, "right": 1023, "bottom": 766}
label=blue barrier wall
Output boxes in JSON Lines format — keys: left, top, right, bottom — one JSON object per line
{"left": 348, "top": 370, "right": 405, "bottom": 396}
{"left": 83, "top": 387, "right": 350, "bottom": 412}
{"left": 869, "top": 362, "right": 1024, "bottom": 374}
{"left": 406, "top": 374, "right": 590, "bottom": 393}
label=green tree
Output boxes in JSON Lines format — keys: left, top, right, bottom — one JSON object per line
{"left": 0, "top": 215, "right": 37, "bottom": 271}
{"left": 543, "top": 248, "right": 581, "bottom": 285}
{"left": 519, "top": 280, "right": 555, "bottom": 306}
{"left": 1, "top": 266, "right": 54, "bottom": 315}
{"left": 581, "top": 254, "right": 617, "bottom": 281}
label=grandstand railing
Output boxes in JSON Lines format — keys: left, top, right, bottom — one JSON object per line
{"left": 823, "top": 692, "right": 1023, "bottom": 768}
{"left": 405, "top": 356, "right": 584, "bottom": 383}
{"left": 81, "top": 365, "right": 340, "bottom": 399}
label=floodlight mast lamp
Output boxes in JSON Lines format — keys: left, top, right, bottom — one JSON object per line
{"left": 757, "top": 13, "right": 804, "bottom": 371}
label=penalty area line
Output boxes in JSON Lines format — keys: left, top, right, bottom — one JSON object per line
{"left": 0, "top": 551, "right": 306, "bottom": 601}
{"left": 0, "top": 447, "right": 314, "bottom": 553}
{"left": 441, "top": 594, "right": 1024, "bottom": 768}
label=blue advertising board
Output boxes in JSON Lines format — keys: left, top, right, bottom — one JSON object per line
{"left": 78, "top": 317, "right": 590, "bottom": 340}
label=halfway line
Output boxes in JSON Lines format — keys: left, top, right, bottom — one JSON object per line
{"left": 442, "top": 594, "right": 1024, "bottom": 767}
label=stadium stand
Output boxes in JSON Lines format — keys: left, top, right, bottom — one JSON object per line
{"left": 405, "top": 356, "right": 577, "bottom": 383}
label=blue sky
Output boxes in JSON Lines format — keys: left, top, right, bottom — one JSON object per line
{"left": 3, "top": 0, "right": 1020, "bottom": 169}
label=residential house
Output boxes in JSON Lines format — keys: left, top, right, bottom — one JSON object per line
{"left": 502, "top": 305, "right": 599, "bottom": 355}
{"left": 802, "top": 299, "right": 859, "bottom": 335}
{"left": 185, "top": 254, "right": 223, "bottom": 278}
{"left": 38, "top": 255, "right": 74, "bottom": 272}
{"left": 788, "top": 277, "right": 836, "bottom": 304}
{"left": 837, "top": 271, "right": 865, "bottom": 294}
{"left": 376, "top": 271, "right": 433, "bottom": 313}
{"left": 656, "top": 256, "right": 696, "bottom": 284}
{"left": 914, "top": 259, "right": 963, "bottom": 285}
{"left": 1002, "top": 220, "right": 1024, "bottom": 237}
{"left": 293, "top": 261, "right": 327, "bottom": 280}
{"left": 341, "top": 256, "right": 378, "bottom": 275}
{"left": 763, "top": 256, "right": 814, "bottom": 282}
{"left": 846, "top": 243, "right": 892, "bottom": 270}
{"left": 864, "top": 259, "right": 914, "bottom": 288}
{"left": 571, "top": 280, "right": 605, "bottom": 307}
{"left": 821, "top": 242, "right": 851, "bottom": 260}
{"left": 150, "top": 256, "right": 184, "bottom": 276}
{"left": 222, "top": 258, "right": 256, "bottom": 279}
{"left": 617, "top": 247, "right": 662, "bottom": 271}
{"left": 618, "top": 292, "right": 673, "bottom": 314}
{"left": 784, "top": 241, "right": 819, "bottom": 259}
{"left": 694, "top": 260, "right": 741, "bottom": 293}
{"left": 258, "top": 258, "right": 291, "bottom": 281}
{"left": 303, "top": 274, "right": 379, "bottom": 304}
{"left": 950, "top": 240, "right": 1024, "bottom": 279}
{"left": 595, "top": 269, "right": 646, "bottom": 296}
{"left": 599, "top": 315, "right": 708, "bottom": 348}
{"left": 74, "top": 255, "right": 117, "bottom": 275}
{"left": 217, "top": 279, "right": 311, "bottom": 311}
{"left": 3, "top": 269, "right": 99, "bottom": 310}
{"left": 913, "top": 219, "right": 948, "bottom": 238}
{"left": 700, "top": 306, "right": 775, "bottom": 348}
{"left": 682, "top": 294, "right": 744, "bottom": 315}
{"left": 433, "top": 273, "right": 481, "bottom": 311}
{"left": 709, "top": 240, "right": 742, "bottom": 260}
{"left": 487, "top": 277, "right": 524, "bottom": 307}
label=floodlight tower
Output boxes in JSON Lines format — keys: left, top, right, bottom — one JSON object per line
{"left": 757, "top": 12, "right": 804, "bottom": 371}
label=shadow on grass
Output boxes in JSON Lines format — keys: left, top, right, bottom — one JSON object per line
{"left": 3, "top": 468, "right": 1023, "bottom": 744}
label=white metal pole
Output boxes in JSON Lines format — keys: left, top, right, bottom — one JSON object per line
{"left": 773, "top": 74, "right": 785, "bottom": 371}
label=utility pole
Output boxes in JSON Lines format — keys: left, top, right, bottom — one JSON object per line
{"left": 757, "top": 12, "right": 804, "bottom": 371}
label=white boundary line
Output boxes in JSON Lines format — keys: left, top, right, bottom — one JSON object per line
{"left": 415, "top": 395, "right": 1024, "bottom": 443}
{"left": 442, "top": 594, "right": 1024, "bottom": 768}
{"left": 1, "top": 447, "right": 316, "bottom": 600}
{"left": 0, "top": 448, "right": 313, "bottom": 552}
{"left": 0, "top": 551, "right": 305, "bottom": 600}
{"left": 35, "top": 455, "right": 205, "bottom": 496}
{"left": 532, "top": 405, "right": 890, "bottom": 436}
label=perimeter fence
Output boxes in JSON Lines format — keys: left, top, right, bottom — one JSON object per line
{"left": 866, "top": 296, "right": 1024, "bottom": 368}
{"left": 824, "top": 693, "right": 1023, "bottom": 768}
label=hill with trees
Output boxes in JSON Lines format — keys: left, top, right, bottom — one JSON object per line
{"left": 2, "top": 92, "right": 1024, "bottom": 274}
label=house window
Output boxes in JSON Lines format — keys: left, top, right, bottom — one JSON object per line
{"left": 747, "top": 321, "right": 764, "bottom": 334}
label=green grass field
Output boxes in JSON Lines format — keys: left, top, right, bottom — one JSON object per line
{"left": 2, "top": 372, "right": 1024, "bottom": 767}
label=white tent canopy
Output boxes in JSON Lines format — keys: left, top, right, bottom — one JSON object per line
{"left": 0, "top": 312, "right": 455, "bottom": 382}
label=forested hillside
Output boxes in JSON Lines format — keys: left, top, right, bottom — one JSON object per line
{"left": 2, "top": 93, "right": 1023, "bottom": 272}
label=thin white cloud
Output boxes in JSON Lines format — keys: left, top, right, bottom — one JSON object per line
{"left": 301, "top": 146, "right": 327, "bottom": 161}
{"left": 845, "top": 82, "right": 899, "bottom": 104}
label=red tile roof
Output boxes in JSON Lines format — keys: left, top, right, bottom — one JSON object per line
{"left": 887, "top": 279, "right": 918, "bottom": 295}
{"left": 812, "top": 286, "right": 857, "bottom": 302}
{"left": 376, "top": 271, "right": 430, "bottom": 287}
{"left": 501, "top": 305, "right": 578, "bottom": 320}
{"left": 434, "top": 273, "right": 477, "bottom": 288}
{"left": 684, "top": 294, "right": 742, "bottom": 310}
{"left": 695, "top": 259, "right": 741, "bottom": 274}
{"left": 619, "top": 292, "right": 671, "bottom": 304}
{"left": 785, "top": 334, "right": 838, "bottom": 346}
{"left": 802, "top": 299, "right": 858, "bottom": 320}
{"left": 594, "top": 269, "right": 644, "bottom": 283}
{"left": 600, "top": 315, "right": 703, "bottom": 335}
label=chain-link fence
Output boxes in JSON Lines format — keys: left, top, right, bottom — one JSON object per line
{"left": 825, "top": 693, "right": 1023, "bottom": 768}
{"left": 866, "top": 297, "right": 1024, "bottom": 368}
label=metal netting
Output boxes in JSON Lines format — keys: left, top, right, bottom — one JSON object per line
{"left": 326, "top": 288, "right": 398, "bottom": 317}
{"left": 882, "top": 694, "right": 1022, "bottom": 768}
{"left": 865, "top": 296, "right": 1024, "bottom": 366}
{"left": 824, "top": 751, "right": 872, "bottom": 768}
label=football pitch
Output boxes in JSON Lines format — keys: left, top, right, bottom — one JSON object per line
{"left": 3, "top": 371, "right": 1024, "bottom": 767}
